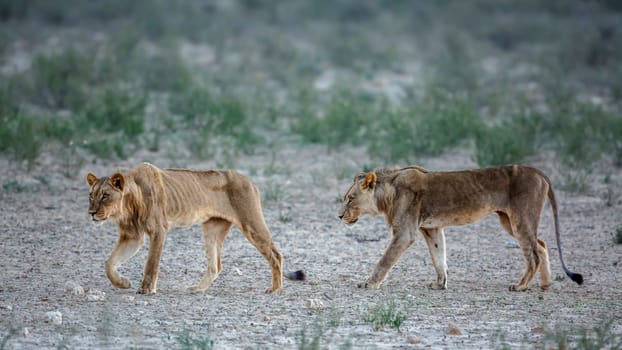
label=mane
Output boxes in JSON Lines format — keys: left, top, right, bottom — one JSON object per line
{"left": 118, "top": 179, "right": 147, "bottom": 228}
{"left": 372, "top": 165, "right": 427, "bottom": 226}
{"left": 373, "top": 167, "right": 399, "bottom": 225}
{"left": 117, "top": 170, "right": 168, "bottom": 234}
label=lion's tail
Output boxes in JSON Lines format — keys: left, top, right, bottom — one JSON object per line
{"left": 543, "top": 172, "right": 584, "bottom": 285}
{"left": 284, "top": 270, "right": 306, "bottom": 281}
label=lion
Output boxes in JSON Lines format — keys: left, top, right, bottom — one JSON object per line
{"left": 86, "top": 162, "right": 304, "bottom": 295}
{"left": 338, "top": 165, "right": 583, "bottom": 291}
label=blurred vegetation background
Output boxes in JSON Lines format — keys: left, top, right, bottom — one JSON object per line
{"left": 1, "top": 0, "right": 621, "bottom": 178}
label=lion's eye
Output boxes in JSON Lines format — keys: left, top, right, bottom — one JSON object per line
{"left": 101, "top": 193, "right": 109, "bottom": 201}
{"left": 347, "top": 196, "right": 354, "bottom": 204}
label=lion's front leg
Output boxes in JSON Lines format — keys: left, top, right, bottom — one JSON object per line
{"left": 138, "top": 231, "right": 166, "bottom": 294}
{"left": 359, "top": 226, "right": 416, "bottom": 289}
{"left": 106, "top": 229, "right": 144, "bottom": 290}
{"left": 421, "top": 228, "right": 448, "bottom": 290}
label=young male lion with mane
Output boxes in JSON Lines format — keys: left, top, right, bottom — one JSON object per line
{"left": 339, "top": 165, "right": 583, "bottom": 292}
{"left": 86, "top": 162, "right": 303, "bottom": 295}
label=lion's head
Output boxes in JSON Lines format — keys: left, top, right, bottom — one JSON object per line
{"left": 338, "top": 171, "right": 379, "bottom": 224}
{"left": 86, "top": 172, "right": 126, "bottom": 222}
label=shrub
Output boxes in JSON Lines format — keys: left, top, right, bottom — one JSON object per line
{"left": 0, "top": 113, "right": 42, "bottom": 170}
{"left": 27, "top": 50, "right": 93, "bottom": 110}
{"left": 474, "top": 113, "right": 542, "bottom": 167}
{"left": 293, "top": 88, "right": 374, "bottom": 149}
{"left": 363, "top": 300, "right": 406, "bottom": 332}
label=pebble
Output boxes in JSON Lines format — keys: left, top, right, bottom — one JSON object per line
{"left": 504, "top": 240, "right": 520, "bottom": 249}
{"left": 0, "top": 302, "right": 12, "bottom": 311}
{"left": 45, "top": 311, "right": 63, "bottom": 325}
{"left": 304, "top": 298, "right": 324, "bottom": 310}
{"left": 86, "top": 290, "right": 106, "bottom": 302}
{"left": 446, "top": 322, "right": 464, "bottom": 336}
{"left": 64, "top": 281, "right": 85, "bottom": 296}
{"left": 22, "top": 327, "right": 29, "bottom": 337}
{"left": 407, "top": 336, "right": 423, "bottom": 344}
{"left": 121, "top": 295, "right": 135, "bottom": 302}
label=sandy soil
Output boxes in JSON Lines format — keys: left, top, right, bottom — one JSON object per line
{"left": 1, "top": 146, "right": 621, "bottom": 349}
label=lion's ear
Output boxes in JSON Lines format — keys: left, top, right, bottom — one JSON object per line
{"left": 109, "top": 173, "right": 125, "bottom": 191}
{"left": 353, "top": 172, "right": 366, "bottom": 183}
{"left": 86, "top": 172, "right": 99, "bottom": 186}
{"left": 360, "top": 172, "right": 377, "bottom": 191}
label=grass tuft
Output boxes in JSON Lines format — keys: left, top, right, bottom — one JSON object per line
{"left": 363, "top": 300, "right": 406, "bottom": 332}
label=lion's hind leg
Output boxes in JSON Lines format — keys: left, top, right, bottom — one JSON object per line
{"left": 188, "top": 218, "right": 232, "bottom": 293}
{"left": 498, "top": 211, "right": 542, "bottom": 292}
{"left": 537, "top": 239, "right": 552, "bottom": 290}
{"left": 509, "top": 220, "right": 542, "bottom": 292}
{"left": 240, "top": 221, "right": 283, "bottom": 294}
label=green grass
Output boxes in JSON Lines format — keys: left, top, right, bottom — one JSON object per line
{"left": 369, "top": 91, "right": 483, "bottom": 162}
{"left": 176, "top": 330, "right": 214, "bottom": 350}
{"left": 542, "top": 319, "right": 622, "bottom": 350}
{"left": 1, "top": 1, "right": 622, "bottom": 174}
{"left": 292, "top": 87, "right": 374, "bottom": 149}
{"left": 614, "top": 226, "right": 622, "bottom": 245}
{"left": 474, "top": 112, "right": 542, "bottom": 166}
{"left": 363, "top": 300, "right": 406, "bottom": 332}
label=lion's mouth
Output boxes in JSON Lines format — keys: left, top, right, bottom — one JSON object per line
{"left": 344, "top": 218, "right": 358, "bottom": 225}
{"left": 91, "top": 214, "right": 106, "bottom": 222}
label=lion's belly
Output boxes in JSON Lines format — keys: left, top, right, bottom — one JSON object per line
{"left": 168, "top": 210, "right": 214, "bottom": 228}
{"left": 420, "top": 208, "right": 492, "bottom": 229}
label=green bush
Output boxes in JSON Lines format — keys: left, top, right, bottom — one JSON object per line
{"left": 474, "top": 113, "right": 542, "bottom": 167}
{"left": 171, "top": 86, "right": 258, "bottom": 157}
{"left": 0, "top": 113, "right": 42, "bottom": 170}
{"left": 363, "top": 300, "right": 406, "bottom": 332}
{"left": 369, "top": 91, "right": 483, "bottom": 162}
{"left": 77, "top": 89, "right": 146, "bottom": 159}
{"left": 293, "top": 89, "right": 374, "bottom": 149}
{"left": 545, "top": 101, "right": 622, "bottom": 166}
{"left": 27, "top": 50, "right": 93, "bottom": 110}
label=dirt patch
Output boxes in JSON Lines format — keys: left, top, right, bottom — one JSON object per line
{"left": 1, "top": 146, "right": 621, "bottom": 349}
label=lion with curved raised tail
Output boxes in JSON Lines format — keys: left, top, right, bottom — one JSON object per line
{"left": 338, "top": 164, "right": 583, "bottom": 291}
{"left": 86, "top": 162, "right": 304, "bottom": 295}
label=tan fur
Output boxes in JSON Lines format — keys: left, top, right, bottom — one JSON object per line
{"left": 86, "top": 162, "right": 284, "bottom": 294}
{"left": 339, "top": 165, "right": 583, "bottom": 291}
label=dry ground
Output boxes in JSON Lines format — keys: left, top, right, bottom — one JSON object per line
{"left": 1, "top": 146, "right": 621, "bottom": 349}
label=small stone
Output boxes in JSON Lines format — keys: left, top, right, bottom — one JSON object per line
{"left": 86, "top": 290, "right": 106, "bottom": 302}
{"left": 64, "top": 281, "right": 85, "bottom": 296}
{"left": 121, "top": 295, "right": 135, "bottom": 302}
{"left": 407, "top": 336, "right": 422, "bottom": 344}
{"left": 304, "top": 298, "right": 324, "bottom": 310}
{"left": 531, "top": 326, "right": 545, "bottom": 334}
{"left": 22, "top": 328, "right": 29, "bottom": 337}
{"left": 233, "top": 267, "right": 243, "bottom": 276}
{"left": 45, "top": 311, "right": 63, "bottom": 325}
{"left": 0, "top": 303, "right": 12, "bottom": 311}
{"left": 446, "top": 322, "right": 464, "bottom": 336}
{"left": 505, "top": 240, "right": 520, "bottom": 249}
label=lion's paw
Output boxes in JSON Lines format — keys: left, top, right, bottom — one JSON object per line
{"left": 113, "top": 277, "right": 131, "bottom": 289}
{"left": 357, "top": 281, "right": 380, "bottom": 289}
{"left": 509, "top": 284, "right": 528, "bottom": 292}
{"left": 428, "top": 282, "right": 447, "bottom": 290}
{"left": 265, "top": 287, "right": 282, "bottom": 294}
{"left": 136, "top": 287, "right": 156, "bottom": 295}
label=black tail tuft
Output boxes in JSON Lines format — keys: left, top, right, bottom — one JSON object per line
{"left": 284, "top": 270, "right": 306, "bottom": 281}
{"left": 569, "top": 272, "right": 584, "bottom": 285}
